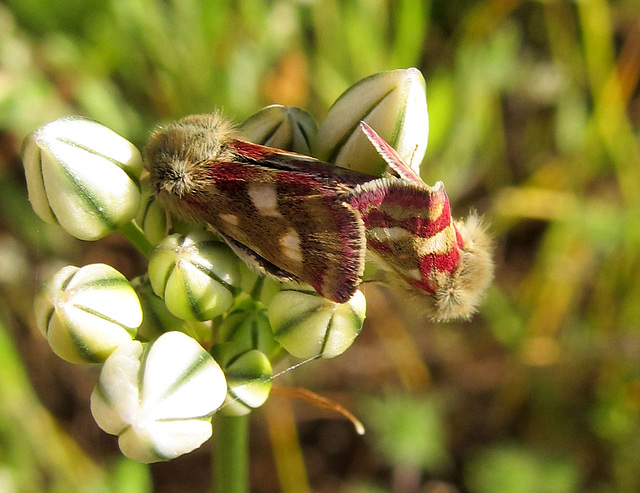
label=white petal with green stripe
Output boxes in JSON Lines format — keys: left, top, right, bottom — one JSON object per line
{"left": 268, "top": 289, "right": 366, "bottom": 359}
{"left": 316, "top": 68, "right": 428, "bottom": 177}
{"left": 148, "top": 231, "right": 241, "bottom": 321}
{"left": 90, "top": 332, "right": 227, "bottom": 463}
{"left": 34, "top": 263, "right": 142, "bottom": 364}
{"left": 240, "top": 105, "right": 317, "bottom": 154}
{"left": 22, "top": 116, "right": 143, "bottom": 241}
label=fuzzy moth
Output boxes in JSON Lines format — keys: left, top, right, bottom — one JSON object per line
{"left": 144, "top": 113, "right": 493, "bottom": 321}
{"left": 349, "top": 122, "right": 494, "bottom": 321}
{"left": 144, "top": 113, "right": 372, "bottom": 303}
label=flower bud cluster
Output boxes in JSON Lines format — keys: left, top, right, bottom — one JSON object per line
{"left": 24, "top": 68, "right": 429, "bottom": 462}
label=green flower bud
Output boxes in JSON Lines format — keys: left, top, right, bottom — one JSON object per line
{"left": 238, "top": 262, "right": 282, "bottom": 306}
{"left": 316, "top": 68, "right": 428, "bottom": 177}
{"left": 268, "top": 289, "right": 366, "bottom": 359}
{"left": 22, "top": 116, "right": 142, "bottom": 241}
{"left": 211, "top": 343, "right": 273, "bottom": 416}
{"left": 240, "top": 105, "right": 317, "bottom": 154}
{"left": 90, "top": 332, "right": 226, "bottom": 463}
{"left": 148, "top": 231, "right": 241, "bottom": 321}
{"left": 131, "top": 276, "right": 211, "bottom": 343}
{"left": 217, "top": 297, "right": 280, "bottom": 358}
{"left": 135, "top": 177, "right": 167, "bottom": 246}
{"left": 34, "top": 264, "right": 142, "bottom": 364}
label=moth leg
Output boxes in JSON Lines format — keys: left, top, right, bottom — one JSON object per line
{"left": 217, "top": 231, "right": 300, "bottom": 284}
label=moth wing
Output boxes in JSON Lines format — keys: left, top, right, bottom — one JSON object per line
{"left": 190, "top": 160, "right": 366, "bottom": 304}
{"left": 348, "top": 177, "right": 459, "bottom": 288}
{"left": 350, "top": 178, "right": 494, "bottom": 322}
{"left": 359, "top": 121, "right": 424, "bottom": 185}
{"left": 231, "top": 139, "right": 375, "bottom": 187}
{"left": 215, "top": 201, "right": 365, "bottom": 303}
{"left": 292, "top": 198, "right": 366, "bottom": 303}
{"left": 217, "top": 231, "right": 298, "bottom": 283}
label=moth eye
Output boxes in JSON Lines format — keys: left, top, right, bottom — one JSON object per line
{"left": 153, "top": 163, "right": 183, "bottom": 195}
{"left": 168, "top": 168, "right": 183, "bottom": 181}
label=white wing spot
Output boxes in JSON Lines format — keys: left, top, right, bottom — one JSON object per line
{"left": 248, "top": 183, "right": 282, "bottom": 217}
{"left": 369, "top": 226, "right": 411, "bottom": 241}
{"left": 280, "top": 228, "right": 303, "bottom": 263}
{"left": 415, "top": 226, "right": 456, "bottom": 256}
{"left": 219, "top": 213, "right": 239, "bottom": 225}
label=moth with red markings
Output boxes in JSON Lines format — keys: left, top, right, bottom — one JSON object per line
{"left": 351, "top": 122, "right": 493, "bottom": 321}
{"left": 144, "top": 113, "right": 493, "bottom": 321}
{"left": 144, "top": 113, "right": 371, "bottom": 304}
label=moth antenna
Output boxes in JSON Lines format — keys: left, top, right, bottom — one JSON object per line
{"left": 359, "top": 121, "right": 423, "bottom": 184}
{"left": 408, "top": 144, "right": 419, "bottom": 170}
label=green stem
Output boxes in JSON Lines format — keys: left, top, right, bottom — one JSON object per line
{"left": 118, "top": 220, "right": 153, "bottom": 258}
{"left": 213, "top": 414, "right": 250, "bottom": 493}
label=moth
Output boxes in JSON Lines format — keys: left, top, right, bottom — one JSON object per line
{"left": 144, "top": 113, "right": 493, "bottom": 321}
{"left": 144, "top": 113, "right": 371, "bottom": 304}
{"left": 351, "top": 122, "right": 493, "bottom": 321}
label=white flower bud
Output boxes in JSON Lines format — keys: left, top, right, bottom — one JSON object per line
{"left": 131, "top": 276, "right": 211, "bottom": 343}
{"left": 34, "top": 264, "right": 142, "bottom": 364}
{"left": 240, "top": 105, "right": 317, "bottom": 155}
{"left": 148, "top": 231, "right": 241, "bottom": 321}
{"left": 268, "top": 289, "right": 366, "bottom": 359}
{"left": 316, "top": 68, "right": 428, "bottom": 177}
{"left": 238, "top": 262, "right": 282, "bottom": 306}
{"left": 22, "top": 117, "right": 142, "bottom": 240}
{"left": 90, "top": 332, "right": 227, "bottom": 463}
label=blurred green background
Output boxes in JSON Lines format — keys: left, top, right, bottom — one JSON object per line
{"left": 1, "top": 0, "right": 639, "bottom": 492}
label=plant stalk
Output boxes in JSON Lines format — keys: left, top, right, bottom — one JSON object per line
{"left": 213, "top": 414, "right": 250, "bottom": 493}
{"left": 119, "top": 220, "right": 153, "bottom": 258}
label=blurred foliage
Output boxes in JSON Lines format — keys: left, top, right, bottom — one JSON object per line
{"left": 360, "top": 393, "right": 450, "bottom": 472}
{"left": 1, "top": 0, "right": 640, "bottom": 492}
{"left": 465, "top": 444, "right": 580, "bottom": 493}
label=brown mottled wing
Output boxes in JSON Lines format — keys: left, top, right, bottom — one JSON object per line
{"left": 180, "top": 158, "right": 366, "bottom": 303}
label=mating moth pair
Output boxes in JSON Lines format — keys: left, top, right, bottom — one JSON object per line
{"left": 145, "top": 113, "right": 493, "bottom": 321}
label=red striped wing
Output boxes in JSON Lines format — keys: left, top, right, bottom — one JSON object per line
{"left": 348, "top": 179, "right": 463, "bottom": 295}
